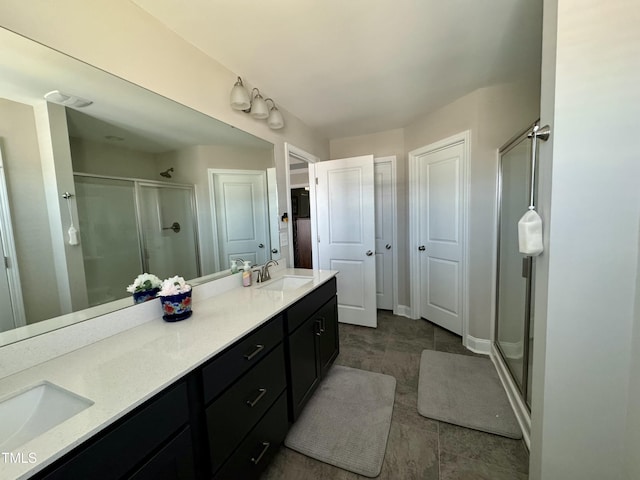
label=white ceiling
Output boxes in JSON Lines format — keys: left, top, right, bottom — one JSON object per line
{"left": 133, "top": 0, "right": 542, "bottom": 139}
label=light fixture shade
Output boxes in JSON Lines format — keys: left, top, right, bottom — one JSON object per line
{"left": 230, "top": 77, "right": 250, "bottom": 110}
{"left": 250, "top": 93, "right": 269, "bottom": 119}
{"left": 267, "top": 107, "right": 284, "bottom": 129}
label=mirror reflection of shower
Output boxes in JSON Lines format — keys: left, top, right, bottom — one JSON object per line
{"left": 160, "top": 167, "right": 174, "bottom": 178}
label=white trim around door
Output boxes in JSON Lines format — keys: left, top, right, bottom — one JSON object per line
{"left": 284, "top": 143, "right": 319, "bottom": 269}
{"left": 374, "top": 156, "right": 399, "bottom": 314}
{"left": 409, "top": 131, "right": 470, "bottom": 343}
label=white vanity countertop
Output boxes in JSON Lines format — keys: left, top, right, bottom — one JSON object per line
{"left": 0, "top": 268, "right": 338, "bottom": 480}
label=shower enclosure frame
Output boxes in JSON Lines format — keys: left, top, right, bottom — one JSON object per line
{"left": 73, "top": 172, "right": 201, "bottom": 279}
{"left": 493, "top": 123, "right": 536, "bottom": 404}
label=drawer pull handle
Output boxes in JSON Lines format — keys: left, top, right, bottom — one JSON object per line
{"left": 247, "top": 388, "right": 267, "bottom": 407}
{"left": 315, "top": 319, "right": 322, "bottom": 336}
{"left": 319, "top": 316, "right": 326, "bottom": 333}
{"left": 251, "top": 441, "right": 271, "bottom": 465}
{"left": 244, "top": 344, "right": 265, "bottom": 361}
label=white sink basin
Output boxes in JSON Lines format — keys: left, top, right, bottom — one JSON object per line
{"left": 0, "top": 382, "right": 93, "bottom": 451}
{"left": 259, "top": 275, "right": 313, "bottom": 292}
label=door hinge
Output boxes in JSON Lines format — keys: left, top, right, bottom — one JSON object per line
{"left": 317, "top": 235, "right": 320, "bottom": 243}
{"left": 315, "top": 177, "right": 318, "bottom": 185}
{"left": 3, "top": 256, "right": 8, "bottom": 269}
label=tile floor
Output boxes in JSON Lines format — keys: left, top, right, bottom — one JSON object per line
{"left": 262, "top": 310, "right": 529, "bottom": 480}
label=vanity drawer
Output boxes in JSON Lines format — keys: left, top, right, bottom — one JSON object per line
{"left": 212, "top": 392, "right": 288, "bottom": 480}
{"left": 37, "top": 382, "right": 189, "bottom": 480}
{"left": 202, "top": 315, "right": 283, "bottom": 403}
{"left": 286, "top": 277, "right": 336, "bottom": 333}
{"left": 206, "top": 343, "right": 286, "bottom": 475}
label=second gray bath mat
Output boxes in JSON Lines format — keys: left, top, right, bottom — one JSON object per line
{"left": 418, "top": 350, "right": 522, "bottom": 439}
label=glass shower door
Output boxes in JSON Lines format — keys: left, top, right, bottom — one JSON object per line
{"left": 75, "top": 176, "right": 142, "bottom": 306}
{"left": 495, "top": 134, "right": 534, "bottom": 403}
{"left": 137, "top": 183, "right": 199, "bottom": 282}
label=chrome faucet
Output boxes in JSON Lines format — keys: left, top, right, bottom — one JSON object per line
{"left": 255, "top": 259, "right": 279, "bottom": 283}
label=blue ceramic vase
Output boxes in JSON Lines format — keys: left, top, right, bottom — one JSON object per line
{"left": 159, "top": 291, "right": 193, "bottom": 322}
{"left": 132, "top": 287, "right": 160, "bottom": 304}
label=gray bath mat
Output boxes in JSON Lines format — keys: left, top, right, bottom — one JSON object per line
{"left": 285, "top": 365, "right": 396, "bottom": 477}
{"left": 418, "top": 350, "right": 522, "bottom": 439}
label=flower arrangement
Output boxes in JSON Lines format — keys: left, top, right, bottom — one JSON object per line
{"left": 127, "top": 273, "right": 162, "bottom": 304}
{"left": 157, "top": 275, "right": 192, "bottom": 296}
{"left": 127, "top": 273, "right": 162, "bottom": 294}
{"left": 158, "top": 276, "right": 193, "bottom": 322}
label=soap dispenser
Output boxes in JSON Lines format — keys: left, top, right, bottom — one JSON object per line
{"left": 242, "top": 261, "right": 252, "bottom": 287}
{"left": 230, "top": 259, "right": 239, "bottom": 274}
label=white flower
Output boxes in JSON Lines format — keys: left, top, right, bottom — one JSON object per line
{"left": 158, "top": 276, "right": 192, "bottom": 296}
{"left": 126, "top": 273, "right": 162, "bottom": 293}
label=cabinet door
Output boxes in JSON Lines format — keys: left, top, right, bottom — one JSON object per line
{"left": 288, "top": 313, "right": 321, "bottom": 420}
{"left": 128, "top": 427, "right": 195, "bottom": 480}
{"left": 317, "top": 296, "right": 339, "bottom": 377}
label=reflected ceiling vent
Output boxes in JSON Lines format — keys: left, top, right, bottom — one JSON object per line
{"left": 44, "top": 90, "right": 93, "bottom": 108}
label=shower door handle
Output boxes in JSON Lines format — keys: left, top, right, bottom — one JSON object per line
{"left": 162, "top": 222, "right": 181, "bottom": 233}
{"left": 522, "top": 257, "right": 532, "bottom": 279}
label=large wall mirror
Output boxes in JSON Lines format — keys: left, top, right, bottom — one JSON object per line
{"left": 0, "top": 28, "right": 279, "bottom": 347}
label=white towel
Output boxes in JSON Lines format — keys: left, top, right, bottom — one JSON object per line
{"left": 518, "top": 209, "right": 543, "bottom": 256}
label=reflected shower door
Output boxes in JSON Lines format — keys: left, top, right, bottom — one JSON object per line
{"left": 75, "top": 176, "right": 142, "bottom": 306}
{"left": 496, "top": 136, "right": 532, "bottom": 396}
{"left": 137, "top": 183, "right": 199, "bottom": 281}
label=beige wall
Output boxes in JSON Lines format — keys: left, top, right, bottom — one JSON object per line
{"left": 156, "top": 145, "right": 273, "bottom": 274}
{"left": 329, "top": 84, "right": 539, "bottom": 338}
{"left": 405, "top": 82, "right": 539, "bottom": 339}
{"left": 0, "top": 0, "right": 329, "bottom": 267}
{"left": 0, "top": 99, "right": 62, "bottom": 323}
{"left": 70, "top": 137, "right": 158, "bottom": 180}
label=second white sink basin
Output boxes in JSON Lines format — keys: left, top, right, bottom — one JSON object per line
{"left": 259, "top": 275, "right": 313, "bottom": 292}
{"left": 0, "top": 381, "right": 93, "bottom": 452}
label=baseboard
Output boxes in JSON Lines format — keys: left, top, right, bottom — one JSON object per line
{"left": 393, "top": 305, "right": 412, "bottom": 318}
{"left": 465, "top": 335, "right": 491, "bottom": 355}
{"left": 491, "top": 343, "right": 531, "bottom": 449}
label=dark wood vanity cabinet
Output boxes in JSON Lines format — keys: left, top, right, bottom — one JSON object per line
{"left": 201, "top": 316, "right": 287, "bottom": 479}
{"left": 28, "top": 278, "right": 339, "bottom": 480}
{"left": 286, "top": 278, "right": 339, "bottom": 421}
{"left": 35, "top": 382, "right": 194, "bottom": 480}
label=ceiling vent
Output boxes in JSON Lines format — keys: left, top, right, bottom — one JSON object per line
{"left": 44, "top": 90, "right": 93, "bottom": 108}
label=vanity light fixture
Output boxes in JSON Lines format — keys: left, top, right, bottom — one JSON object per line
{"left": 229, "top": 77, "right": 284, "bottom": 129}
{"left": 265, "top": 98, "right": 284, "bottom": 130}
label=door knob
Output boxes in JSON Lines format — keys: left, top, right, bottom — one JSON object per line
{"left": 258, "top": 243, "right": 264, "bottom": 248}
{"left": 418, "top": 245, "right": 426, "bottom": 251}
{"left": 385, "top": 244, "right": 391, "bottom": 250}
{"left": 366, "top": 250, "right": 374, "bottom": 256}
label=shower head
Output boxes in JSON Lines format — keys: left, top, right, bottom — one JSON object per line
{"left": 160, "top": 167, "right": 174, "bottom": 178}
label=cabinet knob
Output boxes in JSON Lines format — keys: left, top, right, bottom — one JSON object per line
{"left": 271, "top": 248, "right": 278, "bottom": 254}
{"left": 418, "top": 245, "right": 426, "bottom": 251}
{"left": 258, "top": 243, "right": 264, "bottom": 248}
{"left": 366, "top": 250, "right": 373, "bottom": 256}
{"left": 385, "top": 244, "right": 391, "bottom": 250}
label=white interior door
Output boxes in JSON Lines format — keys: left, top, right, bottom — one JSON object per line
{"left": 210, "top": 170, "right": 269, "bottom": 270}
{"left": 374, "top": 159, "right": 394, "bottom": 310}
{"left": 417, "top": 143, "right": 464, "bottom": 334}
{"left": 315, "top": 155, "right": 376, "bottom": 328}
